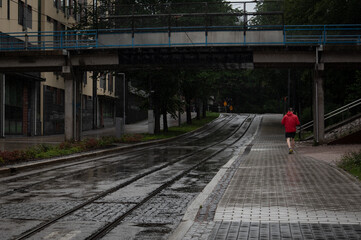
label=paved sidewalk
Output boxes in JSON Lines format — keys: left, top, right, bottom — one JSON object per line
{"left": 175, "top": 114, "right": 361, "bottom": 239}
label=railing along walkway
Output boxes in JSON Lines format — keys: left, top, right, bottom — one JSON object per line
{"left": 0, "top": 24, "right": 361, "bottom": 51}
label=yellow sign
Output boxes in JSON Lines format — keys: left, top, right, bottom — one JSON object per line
{"left": 223, "top": 101, "right": 227, "bottom": 107}
{"left": 229, "top": 105, "right": 233, "bottom": 111}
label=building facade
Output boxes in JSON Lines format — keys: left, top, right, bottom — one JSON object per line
{"left": 0, "top": 0, "right": 118, "bottom": 137}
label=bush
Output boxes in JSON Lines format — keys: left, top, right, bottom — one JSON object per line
{"left": 337, "top": 149, "right": 361, "bottom": 179}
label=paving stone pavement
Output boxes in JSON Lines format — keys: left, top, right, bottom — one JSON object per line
{"left": 182, "top": 114, "right": 361, "bottom": 239}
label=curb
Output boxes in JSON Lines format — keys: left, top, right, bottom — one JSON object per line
{"left": 0, "top": 137, "right": 171, "bottom": 177}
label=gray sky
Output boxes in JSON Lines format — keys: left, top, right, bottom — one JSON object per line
{"left": 229, "top": 0, "right": 257, "bottom": 12}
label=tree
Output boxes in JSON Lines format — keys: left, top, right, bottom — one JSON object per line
{"left": 283, "top": 0, "right": 361, "bottom": 24}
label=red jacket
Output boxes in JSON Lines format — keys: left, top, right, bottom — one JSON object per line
{"left": 281, "top": 111, "right": 300, "bottom": 133}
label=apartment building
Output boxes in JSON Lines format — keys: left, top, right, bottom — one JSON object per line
{"left": 0, "top": 0, "right": 117, "bottom": 136}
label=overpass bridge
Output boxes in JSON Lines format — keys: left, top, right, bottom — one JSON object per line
{"left": 0, "top": 24, "right": 361, "bottom": 142}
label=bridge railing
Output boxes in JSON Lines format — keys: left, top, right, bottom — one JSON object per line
{"left": 284, "top": 24, "right": 361, "bottom": 45}
{"left": 0, "top": 30, "right": 97, "bottom": 51}
{"left": 1, "top": 24, "right": 361, "bottom": 51}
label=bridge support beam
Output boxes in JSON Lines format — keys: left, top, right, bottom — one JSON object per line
{"left": 64, "top": 74, "right": 75, "bottom": 141}
{"left": 63, "top": 68, "right": 82, "bottom": 142}
{"left": 313, "top": 69, "right": 325, "bottom": 145}
{"left": 0, "top": 74, "right": 5, "bottom": 138}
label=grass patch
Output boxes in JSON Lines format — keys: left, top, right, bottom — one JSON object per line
{"left": 337, "top": 149, "right": 361, "bottom": 179}
{"left": 0, "top": 112, "right": 220, "bottom": 166}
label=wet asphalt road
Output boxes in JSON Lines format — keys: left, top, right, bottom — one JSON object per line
{"left": 0, "top": 114, "right": 259, "bottom": 240}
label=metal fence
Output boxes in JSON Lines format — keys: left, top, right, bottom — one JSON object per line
{"left": 1, "top": 24, "right": 361, "bottom": 51}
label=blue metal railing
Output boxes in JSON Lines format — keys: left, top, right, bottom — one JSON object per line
{"left": 284, "top": 24, "right": 361, "bottom": 45}
{"left": 0, "top": 24, "right": 360, "bottom": 51}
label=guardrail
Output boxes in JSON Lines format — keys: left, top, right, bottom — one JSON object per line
{"left": 299, "top": 98, "right": 361, "bottom": 132}
{"left": 284, "top": 24, "right": 361, "bottom": 45}
{"left": 0, "top": 30, "right": 98, "bottom": 51}
{"left": 0, "top": 24, "right": 361, "bottom": 51}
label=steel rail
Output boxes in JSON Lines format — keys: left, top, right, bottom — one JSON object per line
{"left": 14, "top": 114, "right": 242, "bottom": 240}
{"left": 87, "top": 115, "right": 255, "bottom": 240}
{"left": 0, "top": 114, "right": 229, "bottom": 193}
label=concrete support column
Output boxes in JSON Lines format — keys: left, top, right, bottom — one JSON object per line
{"left": 63, "top": 68, "right": 83, "bottom": 142}
{"left": 22, "top": 86, "right": 29, "bottom": 135}
{"left": 0, "top": 74, "right": 5, "bottom": 138}
{"left": 64, "top": 76, "right": 75, "bottom": 141}
{"left": 75, "top": 71, "right": 83, "bottom": 141}
{"left": 29, "top": 81, "right": 37, "bottom": 136}
{"left": 313, "top": 70, "right": 325, "bottom": 145}
{"left": 92, "top": 71, "right": 97, "bottom": 129}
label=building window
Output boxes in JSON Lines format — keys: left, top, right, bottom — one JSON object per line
{"left": 18, "top": 1, "right": 32, "bottom": 29}
{"left": 7, "top": 0, "right": 10, "bottom": 19}
{"left": 0, "top": 0, "right": 2, "bottom": 8}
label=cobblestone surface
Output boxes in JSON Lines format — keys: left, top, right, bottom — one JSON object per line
{"left": 183, "top": 114, "right": 361, "bottom": 239}
{"left": 124, "top": 190, "right": 198, "bottom": 224}
{"left": 209, "top": 222, "right": 361, "bottom": 239}
{"left": 0, "top": 201, "right": 81, "bottom": 220}
{"left": 62, "top": 203, "right": 136, "bottom": 222}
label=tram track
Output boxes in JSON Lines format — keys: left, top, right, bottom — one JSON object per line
{"left": 0, "top": 114, "right": 232, "bottom": 198}
{"left": 11, "top": 114, "right": 250, "bottom": 240}
{"left": 87, "top": 115, "right": 255, "bottom": 240}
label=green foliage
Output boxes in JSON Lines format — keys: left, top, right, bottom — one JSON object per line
{"left": 252, "top": 1, "right": 284, "bottom": 25}
{"left": 337, "top": 149, "right": 361, "bottom": 179}
{"left": 284, "top": 0, "right": 361, "bottom": 25}
{"left": 346, "top": 71, "right": 361, "bottom": 104}
{"left": 73, "top": 0, "right": 240, "bottom": 30}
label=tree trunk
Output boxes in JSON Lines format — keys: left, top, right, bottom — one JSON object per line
{"left": 186, "top": 96, "right": 192, "bottom": 124}
{"left": 202, "top": 99, "right": 207, "bottom": 118}
{"left": 162, "top": 108, "right": 168, "bottom": 132}
{"left": 154, "top": 97, "right": 161, "bottom": 134}
{"left": 196, "top": 98, "right": 200, "bottom": 120}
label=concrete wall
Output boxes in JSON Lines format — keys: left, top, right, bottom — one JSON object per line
{"left": 1, "top": 0, "right": 117, "bottom": 135}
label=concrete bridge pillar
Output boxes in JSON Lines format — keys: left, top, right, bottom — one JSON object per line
{"left": 63, "top": 67, "right": 82, "bottom": 142}
{"left": 64, "top": 74, "right": 75, "bottom": 141}
{"left": 0, "top": 74, "right": 5, "bottom": 138}
{"left": 313, "top": 69, "right": 325, "bottom": 145}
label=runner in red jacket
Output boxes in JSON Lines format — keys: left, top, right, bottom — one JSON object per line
{"left": 281, "top": 108, "right": 300, "bottom": 154}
